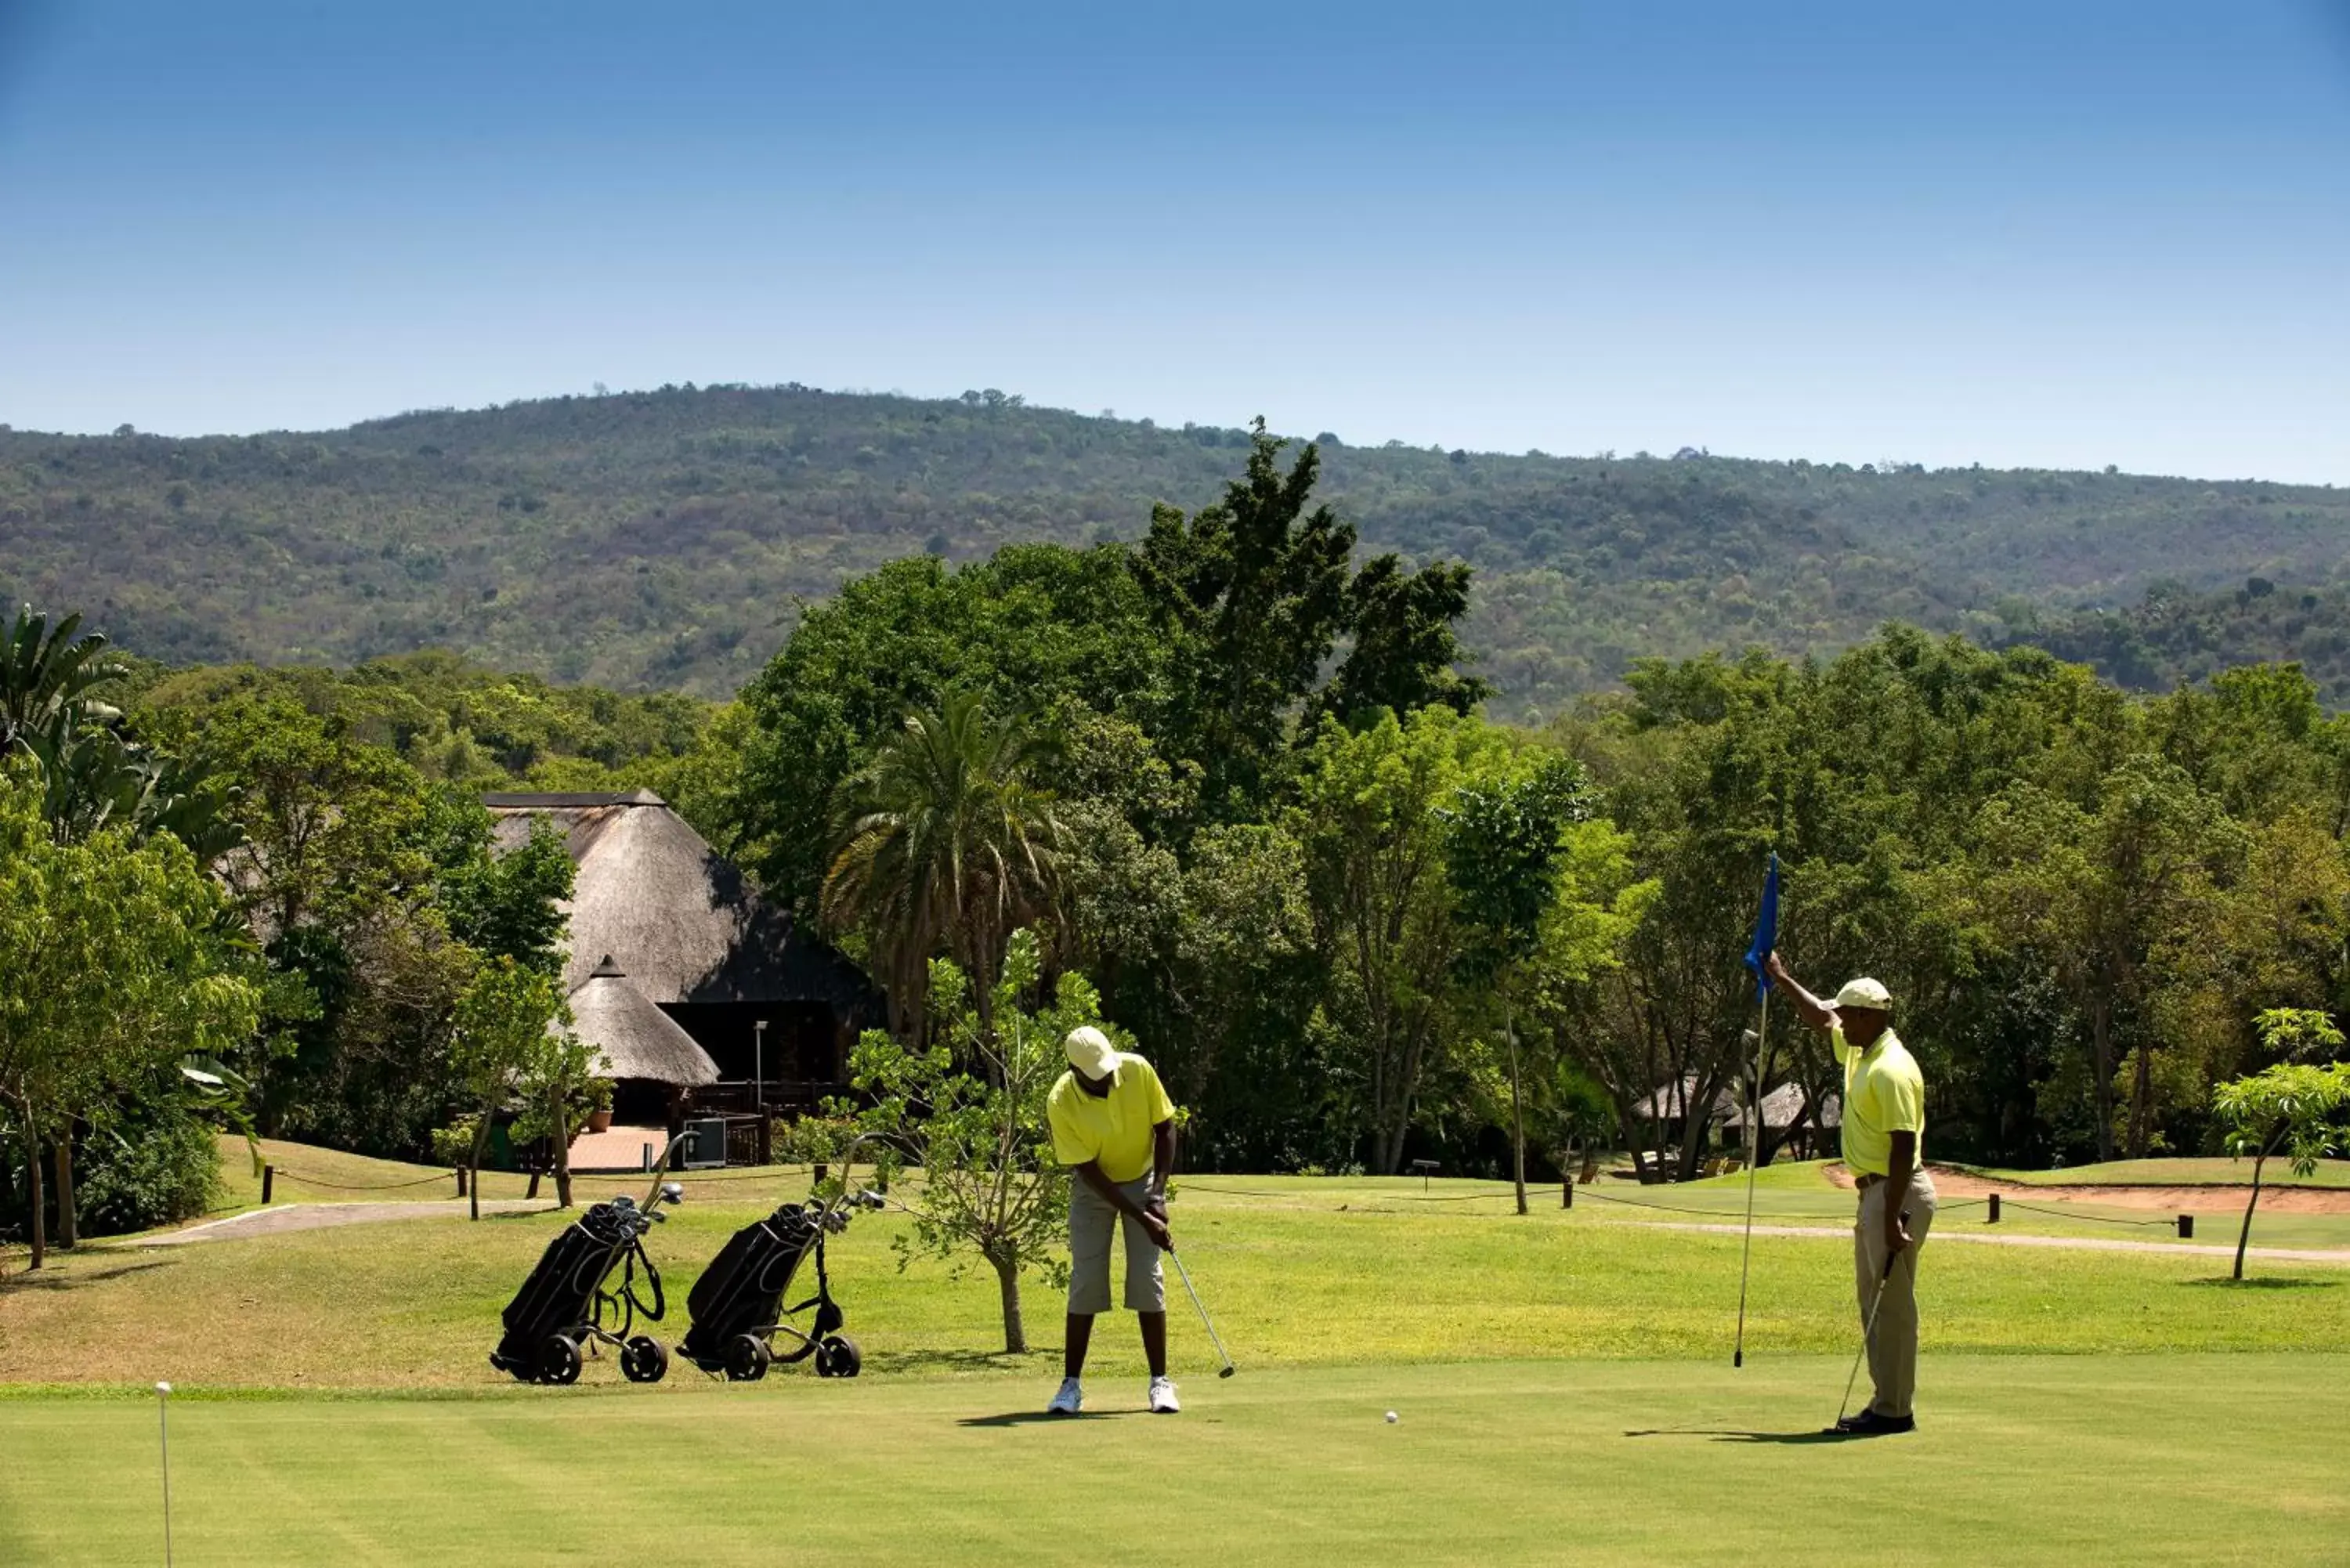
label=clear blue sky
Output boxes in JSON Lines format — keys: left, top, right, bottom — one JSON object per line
{"left": 3, "top": 1, "right": 2348, "bottom": 481}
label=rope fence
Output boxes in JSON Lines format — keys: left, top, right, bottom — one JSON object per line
{"left": 1175, "top": 1178, "right": 2201, "bottom": 1233}
{"left": 1999, "top": 1197, "right": 2178, "bottom": 1230}
{"left": 267, "top": 1168, "right": 457, "bottom": 1193}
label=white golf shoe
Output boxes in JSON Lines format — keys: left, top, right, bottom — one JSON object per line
{"left": 1148, "top": 1376, "right": 1180, "bottom": 1414}
{"left": 1047, "top": 1377, "right": 1083, "bottom": 1416}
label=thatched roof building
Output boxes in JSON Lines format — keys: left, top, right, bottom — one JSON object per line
{"left": 1630, "top": 1076, "right": 1734, "bottom": 1124}
{"left": 566, "top": 956, "right": 719, "bottom": 1087}
{"left": 485, "top": 791, "right": 880, "bottom": 1119}
{"left": 484, "top": 791, "right": 870, "bottom": 1008}
{"left": 1722, "top": 1083, "right": 1841, "bottom": 1132}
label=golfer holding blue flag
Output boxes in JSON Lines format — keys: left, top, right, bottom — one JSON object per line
{"left": 1763, "top": 940, "right": 1936, "bottom": 1436}
{"left": 1737, "top": 856, "right": 1933, "bottom": 1435}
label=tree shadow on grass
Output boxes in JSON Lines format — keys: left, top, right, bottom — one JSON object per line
{"left": 864, "top": 1348, "right": 1033, "bottom": 1377}
{"left": 1625, "top": 1428, "right": 1866, "bottom": 1445}
{"left": 2182, "top": 1276, "right": 2340, "bottom": 1290}
{"left": 0, "top": 1256, "right": 179, "bottom": 1293}
{"left": 959, "top": 1409, "right": 1145, "bottom": 1428}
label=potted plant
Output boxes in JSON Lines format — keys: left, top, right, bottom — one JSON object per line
{"left": 584, "top": 1078, "right": 616, "bottom": 1133}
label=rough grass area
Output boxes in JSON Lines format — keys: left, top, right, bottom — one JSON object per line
{"left": 3, "top": 1357, "right": 2344, "bottom": 1567}
{"left": 3, "top": 1169, "right": 2345, "bottom": 1389}
{"left": 208, "top": 1136, "right": 870, "bottom": 1215}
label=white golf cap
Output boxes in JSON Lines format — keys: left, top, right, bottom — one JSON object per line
{"left": 1835, "top": 977, "right": 1894, "bottom": 1013}
{"left": 1065, "top": 1025, "right": 1120, "bottom": 1079}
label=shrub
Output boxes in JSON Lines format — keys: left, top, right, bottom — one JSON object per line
{"left": 75, "top": 1108, "right": 222, "bottom": 1236}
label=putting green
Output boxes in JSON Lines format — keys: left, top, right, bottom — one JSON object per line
{"left": 3, "top": 1357, "right": 2342, "bottom": 1566}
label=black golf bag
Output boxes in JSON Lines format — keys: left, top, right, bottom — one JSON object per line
{"left": 490, "top": 1191, "right": 676, "bottom": 1385}
{"left": 679, "top": 1194, "right": 878, "bottom": 1381}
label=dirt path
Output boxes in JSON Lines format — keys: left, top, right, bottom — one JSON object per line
{"left": 124, "top": 1200, "right": 555, "bottom": 1246}
{"left": 1823, "top": 1164, "right": 2350, "bottom": 1216}
{"left": 1636, "top": 1218, "right": 2350, "bottom": 1267}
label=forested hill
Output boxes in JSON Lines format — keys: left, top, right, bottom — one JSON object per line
{"left": 6, "top": 383, "right": 2349, "bottom": 713}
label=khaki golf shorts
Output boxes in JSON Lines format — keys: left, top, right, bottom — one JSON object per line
{"left": 1067, "top": 1174, "right": 1166, "bottom": 1316}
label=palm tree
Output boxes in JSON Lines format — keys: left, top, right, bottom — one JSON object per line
{"left": 822, "top": 693, "right": 1066, "bottom": 1039}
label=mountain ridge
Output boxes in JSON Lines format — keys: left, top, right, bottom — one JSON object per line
{"left": 6, "top": 381, "right": 2348, "bottom": 710}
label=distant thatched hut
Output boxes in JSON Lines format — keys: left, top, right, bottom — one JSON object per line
{"left": 486, "top": 791, "right": 880, "bottom": 1129}
{"left": 565, "top": 954, "right": 720, "bottom": 1125}
{"left": 1723, "top": 1083, "right": 1842, "bottom": 1162}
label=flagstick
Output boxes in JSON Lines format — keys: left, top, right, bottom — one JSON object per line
{"left": 157, "top": 1381, "right": 174, "bottom": 1567}
{"left": 1733, "top": 991, "right": 1769, "bottom": 1367}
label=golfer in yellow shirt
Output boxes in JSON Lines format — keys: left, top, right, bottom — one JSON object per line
{"left": 1766, "top": 952, "right": 1936, "bottom": 1436}
{"left": 1045, "top": 1025, "right": 1179, "bottom": 1415}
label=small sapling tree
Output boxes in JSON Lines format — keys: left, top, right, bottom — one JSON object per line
{"left": 2212, "top": 1009, "right": 2350, "bottom": 1281}
{"left": 448, "top": 956, "right": 571, "bottom": 1219}
{"left": 847, "top": 927, "right": 1080, "bottom": 1354}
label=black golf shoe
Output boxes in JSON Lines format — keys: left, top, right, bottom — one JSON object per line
{"left": 1830, "top": 1410, "right": 1916, "bottom": 1436}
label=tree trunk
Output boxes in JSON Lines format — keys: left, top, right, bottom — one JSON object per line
{"left": 992, "top": 1248, "right": 1028, "bottom": 1354}
{"left": 2089, "top": 996, "right": 2117, "bottom": 1162}
{"left": 468, "top": 1104, "right": 496, "bottom": 1222}
{"left": 548, "top": 1087, "right": 574, "bottom": 1209}
{"left": 54, "top": 1133, "right": 77, "bottom": 1249}
{"left": 2127, "top": 1040, "right": 2153, "bottom": 1159}
{"left": 1507, "top": 1009, "right": 1528, "bottom": 1216}
{"left": 20, "top": 1111, "right": 45, "bottom": 1270}
{"left": 2233, "top": 1140, "right": 2274, "bottom": 1282}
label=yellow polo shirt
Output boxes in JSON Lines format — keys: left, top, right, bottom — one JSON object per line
{"left": 1047, "top": 1053, "right": 1176, "bottom": 1183}
{"left": 1838, "top": 1024, "right": 1925, "bottom": 1177}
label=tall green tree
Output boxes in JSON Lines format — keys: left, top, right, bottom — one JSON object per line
{"left": 0, "top": 777, "right": 258, "bottom": 1266}
{"left": 822, "top": 693, "right": 1067, "bottom": 1038}
{"left": 737, "top": 545, "right": 1166, "bottom": 915}
{"left": 1293, "top": 706, "right": 1517, "bottom": 1173}
{"left": 1444, "top": 754, "right": 1591, "bottom": 1212}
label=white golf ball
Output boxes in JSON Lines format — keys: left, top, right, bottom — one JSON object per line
{"left": 156, "top": 1382, "right": 172, "bottom": 1396}
{"left": 1384, "top": 1410, "right": 1398, "bottom": 1423}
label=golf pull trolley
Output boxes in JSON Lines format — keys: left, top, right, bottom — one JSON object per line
{"left": 490, "top": 1176, "right": 685, "bottom": 1386}
{"left": 679, "top": 1181, "right": 886, "bottom": 1384}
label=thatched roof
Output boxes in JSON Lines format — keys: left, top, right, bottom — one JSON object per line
{"left": 1723, "top": 1083, "right": 1842, "bottom": 1130}
{"left": 1630, "top": 1076, "right": 1735, "bottom": 1122}
{"left": 484, "top": 792, "right": 877, "bottom": 1014}
{"left": 566, "top": 956, "right": 720, "bottom": 1086}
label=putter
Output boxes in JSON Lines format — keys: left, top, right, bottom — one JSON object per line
{"left": 1167, "top": 1247, "right": 1236, "bottom": 1378}
{"left": 1833, "top": 1247, "right": 1901, "bottom": 1430}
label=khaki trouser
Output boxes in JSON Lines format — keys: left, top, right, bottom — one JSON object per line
{"left": 1855, "top": 1171, "right": 1937, "bottom": 1418}
{"left": 1067, "top": 1174, "right": 1166, "bottom": 1316}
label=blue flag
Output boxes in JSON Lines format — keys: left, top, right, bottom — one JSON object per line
{"left": 1741, "top": 853, "right": 1779, "bottom": 1002}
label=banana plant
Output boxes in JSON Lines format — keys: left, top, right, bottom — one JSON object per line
{"left": 0, "top": 606, "right": 127, "bottom": 756}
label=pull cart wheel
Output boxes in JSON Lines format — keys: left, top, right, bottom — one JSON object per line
{"left": 815, "top": 1335, "right": 862, "bottom": 1378}
{"left": 540, "top": 1334, "right": 584, "bottom": 1386}
{"left": 620, "top": 1335, "right": 670, "bottom": 1384}
{"left": 725, "top": 1334, "right": 772, "bottom": 1382}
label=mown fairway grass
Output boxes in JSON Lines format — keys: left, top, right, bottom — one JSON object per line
{"left": 5, "top": 1154, "right": 2346, "bottom": 1565}
{"left": 5, "top": 1172, "right": 2348, "bottom": 1386}
{"left": 4, "top": 1357, "right": 2345, "bottom": 1566}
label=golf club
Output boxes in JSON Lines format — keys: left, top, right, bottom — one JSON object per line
{"left": 1166, "top": 1247, "right": 1236, "bottom": 1378}
{"left": 1834, "top": 1245, "right": 1901, "bottom": 1429}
